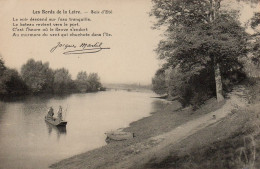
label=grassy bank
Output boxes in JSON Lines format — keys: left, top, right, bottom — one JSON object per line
{"left": 142, "top": 108, "right": 260, "bottom": 169}
{"left": 141, "top": 80, "right": 260, "bottom": 169}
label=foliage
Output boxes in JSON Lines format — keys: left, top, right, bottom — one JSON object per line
{"left": 165, "top": 66, "right": 216, "bottom": 108}
{"left": 0, "top": 68, "right": 28, "bottom": 95}
{"left": 249, "top": 12, "right": 260, "bottom": 66}
{"left": 75, "top": 71, "right": 89, "bottom": 92}
{"left": 151, "top": 0, "right": 249, "bottom": 108}
{"left": 0, "top": 56, "right": 6, "bottom": 76}
{"left": 88, "top": 73, "right": 102, "bottom": 92}
{"left": 53, "top": 68, "right": 74, "bottom": 94}
{"left": 75, "top": 71, "right": 102, "bottom": 92}
{"left": 250, "top": 37, "right": 260, "bottom": 66}
{"left": 152, "top": 68, "right": 168, "bottom": 95}
{"left": 0, "top": 58, "right": 28, "bottom": 96}
{"left": 251, "top": 12, "right": 260, "bottom": 29}
{"left": 1, "top": 57, "right": 103, "bottom": 97}
{"left": 21, "top": 59, "right": 54, "bottom": 93}
{"left": 151, "top": 0, "right": 221, "bottom": 30}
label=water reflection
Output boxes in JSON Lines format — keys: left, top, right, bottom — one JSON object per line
{"left": 57, "top": 126, "right": 67, "bottom": 134}
{"left": 0, "top": 94, "right": 72, "bottom": 103}
{"left": 45, "top": 122, "right": 67, "bottom": 139}
{"left": 0, "top": 102, "right": 7, "bottom": 119}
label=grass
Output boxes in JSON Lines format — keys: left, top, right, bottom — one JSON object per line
{"left": 143, "top": 108, "right": 260, "bottom": 169}
{"left": 142, "top": 80, "right": 260, "bottom": 169}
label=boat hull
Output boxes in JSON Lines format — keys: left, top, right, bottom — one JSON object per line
{"left": 105, "top": 131, "right": 134, "bottom": 143}
{"left": 45, "top": 116, "right": 67, "bottom": 126}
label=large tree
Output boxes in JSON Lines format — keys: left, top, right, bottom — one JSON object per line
{"left": 0, "top": 58, "right": 28, "bottom": 95}
{"left": 151, "top": 0, "right": 248, "bottom": 102}
{"left": 88, "top": 73, "right": 102, "bottom": 92}
{"left": 21, "top": 59, "right": 54, "bottom": 93}
{"left": 53, "top": 68, "right": 73, "bottom": 93}
{"left": 75, "top": 71, "right": 102, "bottom": 92}
{"left": 0, "top": 68, "right": 28, "bottom": 95}
{"left": 75, "top": 71, "right": 90, "bottom": 92}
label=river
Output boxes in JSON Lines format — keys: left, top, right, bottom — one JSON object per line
{"left": 0, "top": 90, "right": 159, "bottom": 169}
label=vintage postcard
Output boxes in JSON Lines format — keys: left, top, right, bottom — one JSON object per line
{"left": 0, "top": 0, "right": 260, "bottom": 169}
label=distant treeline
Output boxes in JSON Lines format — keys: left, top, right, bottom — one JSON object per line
{"left": 104, "top": 83, "right": 151, "bottom": 91}
{"left": 0, "top": 58, "right": 105, "bottom": 97}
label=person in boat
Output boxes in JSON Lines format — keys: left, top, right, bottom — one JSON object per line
{"left": 57, "top": 106, "right": 63, "bottom": 121}
{"left": 47, "top": 107, "right": 54, "bottom": 120}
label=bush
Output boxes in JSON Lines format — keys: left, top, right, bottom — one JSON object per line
{"left": 167, "top": 67, "right": 216, "bottom": 110}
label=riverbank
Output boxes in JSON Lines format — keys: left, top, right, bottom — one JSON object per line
{"left": 50, "top": 82, "right": 259, "bottom": 169}
{"left": 50, "top": 96, "right": 225, "bottom": 168}
{"left": 142, "top": 82, "right": 260, "bottom": 169}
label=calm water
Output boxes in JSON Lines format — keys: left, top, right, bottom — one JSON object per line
{"left": 0, "top": 90, "right": 160, "bottom": 169}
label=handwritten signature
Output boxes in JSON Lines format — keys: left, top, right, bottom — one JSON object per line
{"left": 50, "top": 42, "right": 110, "bottom": 55}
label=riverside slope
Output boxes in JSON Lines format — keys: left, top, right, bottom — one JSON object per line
{"left": 111, "top": 86, "right": 249, "bottom": 169}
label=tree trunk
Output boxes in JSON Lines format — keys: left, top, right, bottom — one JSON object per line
{"left": 211, "top": 0, "right": 224, "bottom": 102}
{"left": 214, "top": 62, "right": 224, "bottom": 102}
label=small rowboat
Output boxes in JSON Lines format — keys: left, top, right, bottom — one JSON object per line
{"left": 105, "top": 130, "right": 134, "bottom": 143}
{"left": 45, "top": 116, "right": 67, "bottom": 126}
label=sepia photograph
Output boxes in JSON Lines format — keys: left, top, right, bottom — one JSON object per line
{"left": 0, "top": 0, "right": 260, "bottom": 169}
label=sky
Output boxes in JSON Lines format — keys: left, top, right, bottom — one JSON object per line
{"left": 0, "top": 0, "right": 162, "bottom": 85}
{"left": 0, "top": 0, "right": 259, "bottom": 85}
